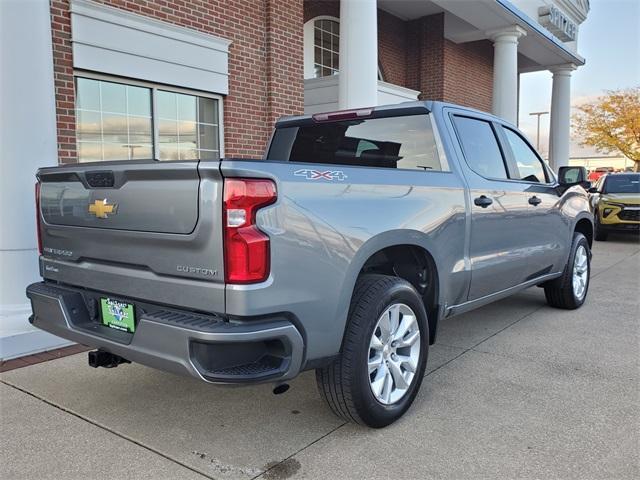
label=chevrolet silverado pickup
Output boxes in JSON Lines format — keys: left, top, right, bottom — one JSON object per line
{"left": 28, "top": 101, "right": 594, "bottom": 427}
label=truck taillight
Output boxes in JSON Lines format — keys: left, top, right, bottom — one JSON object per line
{"left": 223, "top": 178, "right": 277, "bottom": 284}
{"left": 35, "top": 182, "right": 43, "bottom": 255}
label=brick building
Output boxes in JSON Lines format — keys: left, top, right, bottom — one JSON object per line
{"left": 1, "top": 0, "right": 590, "bottom": 357}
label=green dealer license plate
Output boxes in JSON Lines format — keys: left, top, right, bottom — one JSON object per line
{"left": 100, "top": 298, "right": 136, "bottom": 333}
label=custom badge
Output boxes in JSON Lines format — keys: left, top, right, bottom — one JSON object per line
{"left": 88, "top": 199, "right": 117, "bottom": 219}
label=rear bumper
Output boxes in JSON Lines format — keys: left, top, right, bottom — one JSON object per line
{"left": 26, "top": 282, "right": 304, "bottom": 384}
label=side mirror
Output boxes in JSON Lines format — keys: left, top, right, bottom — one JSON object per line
{"left": 588, "top": 186, "right": 599, "bottom": 194}
{"left": 558, "top": 166, "right": 587, "bottom": 185}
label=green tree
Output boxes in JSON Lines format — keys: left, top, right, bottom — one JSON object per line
{"left": 573, "top": 87, "right": 640, "bottom": 171}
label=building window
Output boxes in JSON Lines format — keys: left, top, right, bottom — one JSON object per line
{"left": 304, "top": 17, "right": 385, "bottom": 81}
{"left": 313, "top": 18, "right": 340, "bottom": 78}
{"left": 76, "top": 77, "right": 153, "bottom": 162}
{"left": 75, "top": 77, "right": 221, "bottom": 162}
{"left": 156, "top": 90, "right": 219, "bottom": 161}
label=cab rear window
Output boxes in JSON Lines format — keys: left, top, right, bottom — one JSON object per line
{"left": 267, "top": 114, "right": 444, "bottom": 171}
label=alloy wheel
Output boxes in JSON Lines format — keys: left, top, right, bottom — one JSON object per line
{"left": 572, "top": 245, "right": 588, "bottom": 300}
{"left": 368, "top": 303, "right": 421, "bottom": 405}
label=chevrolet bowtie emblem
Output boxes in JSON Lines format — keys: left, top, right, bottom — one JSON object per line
{"left": 88, "top": 199, "right": 117, "bottom": 219}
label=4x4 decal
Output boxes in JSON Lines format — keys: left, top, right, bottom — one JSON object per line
{"left": 294, "top": 169, "right": 348, "bottom": 181}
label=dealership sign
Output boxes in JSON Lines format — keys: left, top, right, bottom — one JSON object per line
{"left": 539, "top": 5, "right": 577, "bottom": 42}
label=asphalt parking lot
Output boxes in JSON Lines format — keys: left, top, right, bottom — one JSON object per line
{"left": 1, "top": 235, "right": 638, "bottom": 480}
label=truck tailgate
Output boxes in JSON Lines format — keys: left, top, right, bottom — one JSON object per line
{"left": 37, "top": 161, "right": 225, "bottom": 313}
{"left": 40, "top": 162, "right": 199, "bottom": 233}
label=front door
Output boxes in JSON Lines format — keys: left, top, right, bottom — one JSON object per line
{"left": 499, "top": 126, "right": 567, "bottom": 276}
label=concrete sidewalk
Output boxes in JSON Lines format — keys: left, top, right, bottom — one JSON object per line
{"left": 2, "top": 236, "right": 638, "bottom": 480}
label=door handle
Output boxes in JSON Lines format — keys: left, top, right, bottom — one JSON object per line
{"left": 528, "top": 196, "right": 542, "bottom": 206}
{"left": 474, "top": 195, "right": 493, "bottom": 208}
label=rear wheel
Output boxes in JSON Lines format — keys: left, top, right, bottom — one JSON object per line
{"left": 315, "top": 274, "right": 429, "bottom": 427}
{"left": 544, "top": 232, "right": 591, "bottom": 309}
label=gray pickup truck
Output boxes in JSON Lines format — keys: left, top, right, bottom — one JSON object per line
{"left": 28, "top": 101, "right": 593, "bottom": 427}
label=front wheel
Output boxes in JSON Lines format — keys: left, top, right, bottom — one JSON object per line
{"left": 315, "top": 274, "right": 429, "bottom": 428}
{"left": 544, "top": 232, "right": 591, "bottom": 309}
{"left": 594, "top": 215, "right": 608, "bottom": 241}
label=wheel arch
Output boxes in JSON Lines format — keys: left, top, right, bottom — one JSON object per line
{"left": 336, "top": 231, "right": 443, "bottom": 348}
{"left": 574, "top": 214, "right": 594, "bottom": 248}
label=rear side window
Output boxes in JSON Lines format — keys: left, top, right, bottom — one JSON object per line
{"left": 503, "top": 128, "right": 548, "bottom": 183}
{"left": 267, "top": 114, "right": 443, "bottom": 171}
{"left": 453, "top": 116, "right": 507, "bottom": 180}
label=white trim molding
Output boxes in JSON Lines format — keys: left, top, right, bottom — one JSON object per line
{"left": 304, "top": 76, "right": 419, "bottom": 114}
{"left": 377, "top": 81, "right": 421, "bottom": 105}
{"left": 70, "top": 0, "right": 231, "bottom": 94}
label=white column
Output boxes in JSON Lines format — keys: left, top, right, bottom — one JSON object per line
{"left": 0, "top": 0, "right": 68, "bottom": 358}
{"left": 487, "top": 26, "right": 526, "bottom": 124}
{"left": 548, "top": 64, "right": 576, "bottom": 170}
{"left": 338, "top": 0, "right": 378, "bottom": 109}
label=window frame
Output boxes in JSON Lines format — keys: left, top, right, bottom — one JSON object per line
{"left": 497, "top": 125, "right": 553, "bottom": 185}
{"left": 74, "top": 71, "right": 225, "bottom": 162}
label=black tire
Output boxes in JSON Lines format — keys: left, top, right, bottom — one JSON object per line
{"left": 544, "top": 232, "right": 591, "bottom": 309}
{"left": 315, "top": 274, "right": 429, "bottom": 428}
{"left": 594, "top": 214, "right": 608, "bottom": 241}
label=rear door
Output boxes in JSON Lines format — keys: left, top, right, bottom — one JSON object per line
{"left": 38, "top": 160, "right": 226, "bottom": 313}
{"left": 449, "top": 113, "right": 530, "bottom": 301}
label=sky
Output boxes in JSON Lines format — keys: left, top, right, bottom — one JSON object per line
{"left": 517, "top": 0, "right": 640, "bottom": 158}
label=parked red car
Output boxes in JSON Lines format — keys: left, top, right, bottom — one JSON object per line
{"left": 588, "top": 167, "right": 614, "bottom": 182}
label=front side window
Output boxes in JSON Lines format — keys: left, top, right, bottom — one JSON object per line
{"left": 313, "top": 19, "right": 339, "bottom": 78}
{"left": 267, "top": 114, "right": 443, "bottom": 171}
{"left": 453, "top": 116, "right": 508, "bottom": 180}
{"left": 75, "top": 77, "right": 220, "bottom": 162}
{"left": 503, "top": 127, "right": 547, "bottom": 183}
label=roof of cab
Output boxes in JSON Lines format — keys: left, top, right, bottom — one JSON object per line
{"left": 274, "top": 100, "right": 510, "bottom": 128}
{"left": 275, "top": 100, "right": 432, "bottom": 128}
